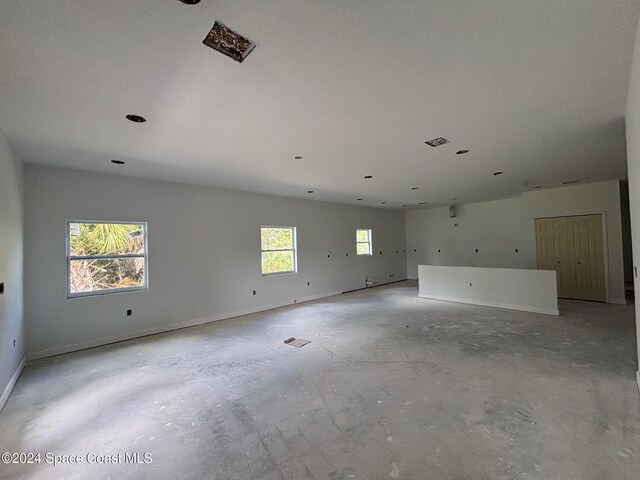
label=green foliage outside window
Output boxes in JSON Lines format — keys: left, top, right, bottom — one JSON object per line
{"left": 356, "top": 229, "right": 372, "bottom": 255}
{"left": 261, "top": 227, "right": 296, "bottom": 274}
{"left": 69, "top": 222, "right": 146, "bottom": 294}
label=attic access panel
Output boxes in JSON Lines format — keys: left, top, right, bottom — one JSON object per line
{"left": 203, "top": 21, "right": 256, "bottom": 63}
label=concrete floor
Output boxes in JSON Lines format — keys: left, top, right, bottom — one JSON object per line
{"left": 1, "top": 281, "right": 639, "bottom": 480}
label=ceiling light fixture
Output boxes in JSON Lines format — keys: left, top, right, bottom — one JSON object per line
{"left": 294, "top": 156, "right": 303, "bottom": 160}
{"left": 111, "top": 160, "right": 125, "bottom": 165}
{"left": 126, "top": 114, "right": 146, "bottom": 123}
{"left": 178, "top": 0, "right": 201, "bottom": 4}
{"left": 364, "top": 175, "right": 373, "bottom": 179}
{"left": 562, "top": 180, "right": 580, "bottom": 185}
{"left": 456, "top": 149, "right": 469, "bottom": 155}
{"left": 307, "top": 190, "right": 314, "bottom": 194}
{"left": 411, "top": 187, "right": 418, "bottom": 190}
{"left": 425, "top": 137, "right": 449, "bottom": 147}
{"left": 493, "top": 171, "right": 504, "bottom": 176}
{"left": 203, "top": 20, "right": 256, "bottom": 63}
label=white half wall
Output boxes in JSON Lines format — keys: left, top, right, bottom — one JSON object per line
{"left": 625, "top": 15, "right": 640, "bottom": 391}
{"left": 406, "top": 180, "right": 625, "bottom": 304}
{"left": 418, "top": 265, "right": 559, "bottom": 316}
{"left": 24, "top": 165, "right": 407, "bottom": 359}
{"left": 0, "top": 130, "right": 25, "bottom": 411}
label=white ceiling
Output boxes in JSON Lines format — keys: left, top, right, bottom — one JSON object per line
{"left": 0, "top": 1, "right": 639, "bottom": 209}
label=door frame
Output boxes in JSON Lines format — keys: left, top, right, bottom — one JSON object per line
{"left": 533, "top": 212, "right": 610, "bottom": 303}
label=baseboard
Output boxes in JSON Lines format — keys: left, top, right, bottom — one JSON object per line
{"left": 0, "top": 356, "right": 26, "bottom": 413}
{"left": 418, "top": 293, "right": 559, "bottom": 316}
{"left": 608, "top": 298, "right": 627, "bottom": 305}
{"left": 27, "top": 291, "right": 342, "bottom": 361}
{"left": 342, "top": 278, "right": 408, "bottom": 294}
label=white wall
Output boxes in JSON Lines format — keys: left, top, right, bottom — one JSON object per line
{"left": 406, "top": 196, "right": 528, "bottom": 277}
{"left": 24, "top": 165, "right": 407, "bottom": 359}
{"left": 0, "top": 131, "right": 24, "bottom": 410}
{"left": 625, "top": 15, "right": 640, "bottom": 389}
{"left": 406, "top": 180, "right": 625, "bottom": 303}
{"left": 418, "top": 265, "right": 558, "bottom": 316}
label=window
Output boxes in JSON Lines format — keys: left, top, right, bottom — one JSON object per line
{"left": 261, "top": 226, "right": 297, "bottom": 275}
{"left": 67, "top": 221, "right": 147, "bottom": 298}
{"left": 356, "top": 228, "right": 372, "bottom": 255}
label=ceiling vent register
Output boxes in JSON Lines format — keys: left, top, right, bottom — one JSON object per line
{"left": 425, "top": 137, "right": 449, "bottom": 147}
{"left": 203, "top": 21, "right": 256, "bottom": 63}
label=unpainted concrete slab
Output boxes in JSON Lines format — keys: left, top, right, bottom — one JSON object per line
{"left": 0, "top": 281, "right": 639, "bottom": 479}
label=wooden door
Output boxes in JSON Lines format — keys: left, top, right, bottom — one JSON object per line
{"left": 535, "top": 217, "right": 571, "bottom": 298}
{"left": 565, "top": 215, "right": 605, "bottom": 301}
{"left": 535, "top": 214, "right": 606, "bottom": 301}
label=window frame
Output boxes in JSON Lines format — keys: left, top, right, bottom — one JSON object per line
{"left": 66, "top": 220, "right": 149, "bottom": 298}
{"left": 260, "top": 225, "right": 298, "bottom": 276}
{"left": 356, "top": 228, "right": 373, "bottom": 256}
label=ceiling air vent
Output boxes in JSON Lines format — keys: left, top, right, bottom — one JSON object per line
{"left": 425, "top": 137, "right": 449, "bottom": 147}
{"left": 203, "top": 21, "right": 256, "bottom": 63}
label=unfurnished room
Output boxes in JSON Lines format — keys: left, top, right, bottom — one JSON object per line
{"left": 1, "top": 1, "right": 640, "bottom": 479}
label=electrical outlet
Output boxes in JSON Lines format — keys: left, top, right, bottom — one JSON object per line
{"left": 127, "top": 309, "right": 132, "bottom": 316}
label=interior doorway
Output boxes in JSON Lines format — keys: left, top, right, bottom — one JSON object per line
{"left": 535, "top": 214, "right": 606, "bottom": 302}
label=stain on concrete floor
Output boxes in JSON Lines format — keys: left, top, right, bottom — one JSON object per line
{"left": 0, "top": 281, "right": 639, "bottom": 479}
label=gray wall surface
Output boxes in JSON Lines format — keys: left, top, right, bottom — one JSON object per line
{"left": 24, "top": 165, "right": 407, "bottom": 358}
{"left": 406, "top": 180, "right": 625, "bottom": 303}
{"left": 0, "top": 130, "right": 24, "bottom": 407}
{"left": 625, "top": 15, "right": 640, "bottom": 386}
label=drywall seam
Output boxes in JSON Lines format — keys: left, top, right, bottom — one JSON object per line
{"left": 0, "top": 355, "right": 26, "bottom": 412}
{"left": 417, "top": 294, "right": 559, "bottom": 316}
{"left": 27, "top": 290, "right": 341, "bottom": 361}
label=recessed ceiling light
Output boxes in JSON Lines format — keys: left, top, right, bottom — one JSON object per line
{"left": 493, "top": 171, "right": 504, "bottom": 176}
{"left": 126, "top": 114, "right": 146, "bottom": 123}
{"left": 411, "top": 187, "right": 418, "bottom": 190}
{"left": 202, "top": 20, "right": 256, "bottom": 63}
{"left": 364, "top": 175, "right": 373, "bottom": 179}
{"left": 111, "top": 160, "right": 125, "bottom": 165}
{"left": 307, "top": 190, "right": 314, "bottom": 194}
{"left": 294, "top": 156, "right": 303, "bottom": 160}
{"left": 425, "top": 137, "right": 449, "bottom": 147}
{"left": 562, "top": 180, "right": 580, "bottom": 185}
{"left": 456, "top": 149, "right": 469, "bottom": 155}
{"left": 534, "top": 185, "right": 542, "bottom": 189}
